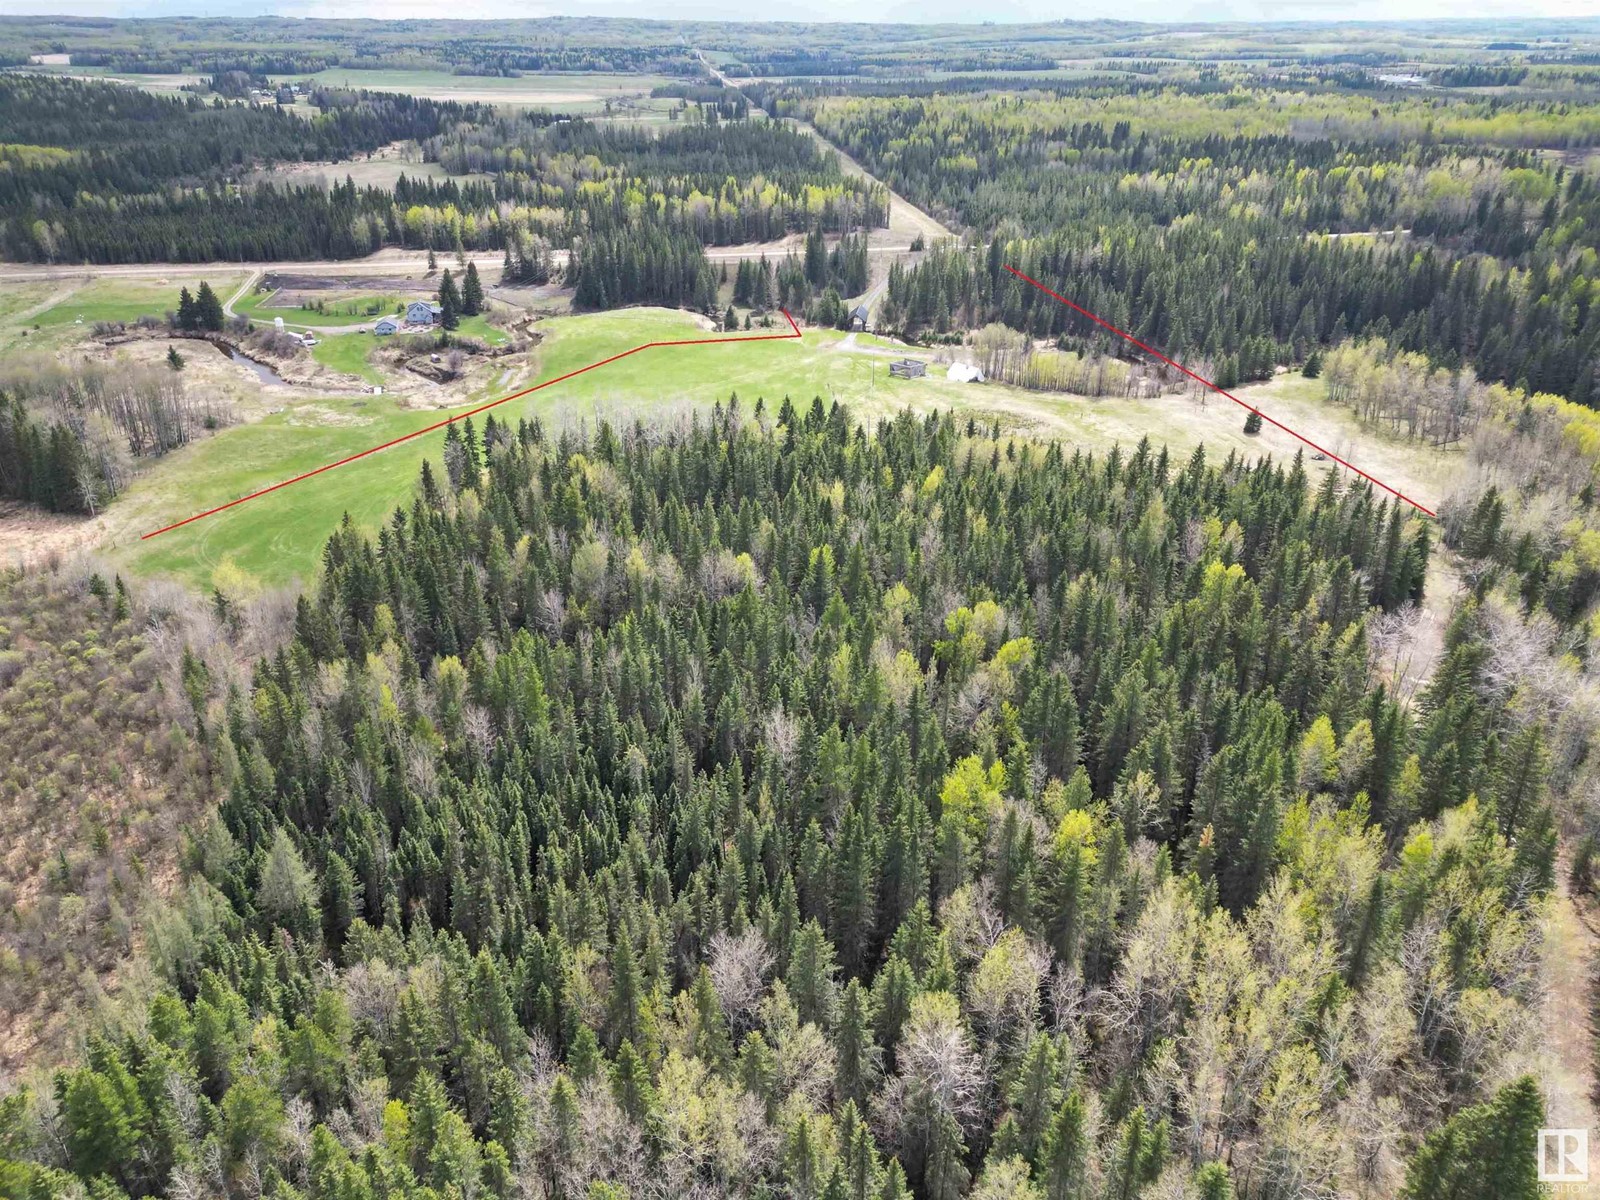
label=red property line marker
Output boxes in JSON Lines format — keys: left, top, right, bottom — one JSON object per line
{"left": 1003, "top": 265, "right": 1436, "bottom": 518}
{"left": 141, "top": 309, "right": 804, "bottom": 540}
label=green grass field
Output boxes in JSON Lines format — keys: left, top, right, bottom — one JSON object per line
{"left": 110, "top": 309, "right": 958, "bottom": 589}
{"left": 101, "top": 307, "right": 1461, "bottom": 593}
{"left": 235, "top": 289, "right": 402, "bottom": 329}
{"left": 30, "top": 275, "right": 249, "bottom": 330}
{"left": 1, "top": 274, "right": 251, "bottom": 354}
{"left": 0, "top": 282, "right": 58, "bottom": 325}
{"left": 0, "top": 282, "right": 68, "bottom": 354}
{"left": 306, "top": 317, "right": 504, "bottom": 384}
{"left": 309, "top": 333, "right": 385, "bottom": 384}
{"left": 456, "top": 314, "right": 510, "bottom": 346}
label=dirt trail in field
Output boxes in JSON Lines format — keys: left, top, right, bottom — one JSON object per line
{"left": 223, "top": 271, "right": 261, "bottom": 320}
{"left": 1541, "top": 857, "right": 1598, "bottom": 1140}
{"left": 12, "top": 279, "right": 86, "bottom": 325}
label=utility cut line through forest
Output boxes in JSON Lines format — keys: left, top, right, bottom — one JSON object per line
{"left": 1004, "top": 265, "right": 1439, "bottom": 519}
{"left": 141, "top": 311, "right": 805, "bottom": 540}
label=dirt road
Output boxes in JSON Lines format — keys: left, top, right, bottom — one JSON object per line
{"left": 0, "top": 236, "right": 923, "bottom": 291}
{"left": 694, "top": 47, "right": 953, "bottom": 251}
{"left": 795, "top": 120, "right": 955, "bottom": 248}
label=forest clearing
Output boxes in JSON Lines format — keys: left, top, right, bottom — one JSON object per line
{"left": 0, "top": 295, "right": 1462, "bottom": 593}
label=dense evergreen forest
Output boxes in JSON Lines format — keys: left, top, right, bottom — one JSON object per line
{"left": 792, "top": 86, "right": 1600, "bottom": 402}
{"left": 0, "top": 400, "right": 1558, "bottom": 1199}
{"left": 0, "top": 77, "right": 486, "bottom": 264}
{"left": 0, "top": 76, "right": 879, "bottom": 266}
{"left": 428, "top": 117, "right": 887, "bottom": 245}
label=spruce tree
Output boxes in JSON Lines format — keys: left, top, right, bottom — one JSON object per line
{"left": 1040, "top": 1091, "right": 1088, "bottom": 1200}
{"left": 834, "top": 979, "right": 878, "bottom": 1107}
{"left": 1008, "top": 1034, "right": 1060, "bottom": 1167}
{"left": 610, "top": 1039, "right": 656, "bottom": 1123}
{"left": 1194, "top": 1163, "right": 1234, "bottom": 1200}
{"left": 921, "top": 1110, "right": 969, "bottom": 1200}
{"left": 1400, "top": 1075, "right": 1544, "bottom": 1200}
{"left": 605, "top": 935, "right": 645, "bottom": 1051}
{"left": 462, "top": 261, "right": 484, "bottom": 316}
{"left": 786, "top": 919, "right": 839, "bottom": 1029}
{"left": 194, "top": 281, "right": 224, "bottom": 331}
{"left": 438, "top": 268, "right": 461, "bottom": 331}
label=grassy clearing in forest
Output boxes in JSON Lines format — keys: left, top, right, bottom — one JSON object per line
{"left": 97, "top": 307, "right": 1461, "bottom": 592}
{"left": 271, "top": 69, "right": 676, "bottom": 111}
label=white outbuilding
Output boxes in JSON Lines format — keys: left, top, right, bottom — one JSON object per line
{"left": 947, "top": 361, "right": 985, "bottom": 383}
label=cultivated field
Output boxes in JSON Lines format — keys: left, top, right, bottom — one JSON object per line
{"left": 11, "top": 64, "right": 204, "bottom": 95}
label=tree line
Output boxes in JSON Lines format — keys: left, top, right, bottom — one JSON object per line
{"left": 0, "top": 77, "right": 885, "bottom": 280}
{"left": 20, "top": 17, "right": 700, "bottom": 78}
{"left": 0, "top": 351, "right": 230, "bottom": 514}
{"left": 727, "top": 231, "right": 870, "bottom": 326}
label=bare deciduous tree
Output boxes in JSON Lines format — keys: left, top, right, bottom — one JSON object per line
{"left": 709, "top": 929, "right": 774, "bottom": 1032}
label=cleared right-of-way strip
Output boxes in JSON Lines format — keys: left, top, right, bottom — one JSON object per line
{"left": 1005, "top": 264, "right": 1437, "bottom": 518}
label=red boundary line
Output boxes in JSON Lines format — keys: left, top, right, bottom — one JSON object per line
{"left": 1003, "top": 265, "right": 1436, "bottom": 518}
{"left": 141, "top": 309, "right": 805, "bottom": 539}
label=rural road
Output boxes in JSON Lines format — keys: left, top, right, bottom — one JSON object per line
{"left": 0, "top": 239, "right": 924, "bottom": 288}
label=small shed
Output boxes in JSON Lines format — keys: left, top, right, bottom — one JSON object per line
{"left": 947, "top": 361, "right": 985, "bottom": 383}
{"left": 849, "top": 304, "right": 870, "bottom": 331}
{"left": 888, "top": 359, "right": 926, "bottom": 379}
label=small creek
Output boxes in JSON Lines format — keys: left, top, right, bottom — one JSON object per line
{"left": 217, "top": 344, "right": 289, "bottom": 386}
